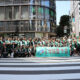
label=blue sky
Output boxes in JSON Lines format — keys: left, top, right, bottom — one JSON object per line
{"left": 56, "top": 1, "right": 70, "bottom": 25}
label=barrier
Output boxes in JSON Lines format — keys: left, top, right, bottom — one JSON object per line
{"left": 36, "top": 47, "right": 70, "bottom": 57}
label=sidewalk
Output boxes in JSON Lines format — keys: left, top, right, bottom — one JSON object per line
{"left": 0, "top": 56, "right": 80, "bottom": 63}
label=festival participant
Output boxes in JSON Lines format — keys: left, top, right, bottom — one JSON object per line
{"left": 28, "top": 45, "right": 32, "bottom": 57}
{"left": 52, "top": 39, "right": 56, "bottom": 47}
{"left": 70, "top": 40, "right": 77, "bottom": 56}
{"left": 2, "top": 43, "right": 8, "bottom": 58}
{"left": 0, "top": 37, "right": 3, "bottom": 44}
{"left": 20, "top": 45, "right": 26, "bottom": 57}
{"left": 0, "top": 37, "right": 4, "bottom": 57}
{"left": 22, "top": 38, "right": 26, "bottom": 46}
{"left": 14, "top": 37, "right": 19, "bottom": 45}
{"left": 48, "top": 40, "right": 52, "bottom": 47}
{"left": 50, "top": 39, "right": 54, "bottom": 47}
{"left": 78, "top": 38, "right": 80, "bottom": 54}
{"left": 24, "top": 45, "right": 28, "bottom": 57}
{"left": 19, "top": 38, "right": 23, "bottom": 47}
{"left": 45, "top": 40, "right": 48, "bottom": 46}
{"left": 38, "top": 39, "right": 43, "bottom": 46}
{"left": 31, "top": 39, "right": 35, "bottom": 47}
{"left": 4, "top": 38, "right": 12, "bottom": 57}
{"left": 59, "top": 40, "right": 63, "bottom": 47}
{"left": 55, "top": 39, "right": 58, "bottom": 47}
{"left": 0, "top": 36, "right": 80, "bottom": 58}
{"left": 14, "top": 46, "right": 19, "bottom": 57}
{"left": 0, "top": 41, "right": 3, "bottom": 57}
{"left": 74, "top": 39, "right": 80, "bottom": 56}
{"left": 67, "top": 36, "right": 72, "bottom": 43}
{"left": 17, "top": 38, "right": 20, "bottom": 47}
{"left": 42, "top": 38, "right": 46, "bottom": 46}
{"left": 26, "top": 38, "right": 30, "bottom": 47}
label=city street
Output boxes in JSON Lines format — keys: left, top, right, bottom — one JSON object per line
{"left": 0, "top": 57, "right": 80, "bottom": 80}
{"left": 0, "top": 0, "right": 79, "bottom": 80}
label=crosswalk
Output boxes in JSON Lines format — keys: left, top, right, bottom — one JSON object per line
{"left": 0, "top": 57, "right": 80, "bottom": 80}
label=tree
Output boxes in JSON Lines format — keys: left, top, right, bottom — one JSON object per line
{"left": 56, "top": 15, "right": 71, "bottom": 37}
{"left": 56, "top": 25, "right": 63, "bottom": 37}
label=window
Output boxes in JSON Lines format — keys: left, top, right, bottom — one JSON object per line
{"left": 29, "top": 6, "right": 37, "bottom": 19}
{"left": 50, "top": 10, "right": 54, "bottom": 20}
{"left": 0, "top": 22, "right": 5, "bottom": 31}
{"left": 0, "top": 0, "right": 4, "bottom": 5}
{"left": 0, "top": 22, "right": 4, "bottom": 27}
{"left": 21, "top": 6, "right": 29, "bottom": 19}
{"left": 37, "top": 20, "right": 42, "bottom": 31}
{"left": 45, "top": 1, "right": 49, "bottom": 7}
{"left": 13, "top": 0, "right": 21, "bottom": 4}
{"left": 21, "top": 0, "right": 28, "bottom": 3}
{"left": 38, "top": 7, "right": 44, "bottom": 19}
{"left": 34, "top": 0, "right": 40, "bottom": 5}
{"left": 45, "top": 8, "right": 49, "bottom": 19}
{"left": 29, "top": 20, "right": 35, "bottom": 31}
{"left": 50, "top": 0, "right": 55, "bottom": 8}
{"left": 5, "top": 7, "right": 12, "bottom": 20}
{"left": 0, "top": 7, "right": 5, "bottom": 20}
{"left": 4, "top": 0, "right": 12, "bottom": 4}
{"left": 14, "top": 6, "right": 19, "bottom": 19}
{"left": 29, "top": 0, "right": 34, "bottom": 4}
{"left": 41, "top": 1, "right": 45, "bottom": 6}
{"left": 41, "top": 1, "right": 49, "bottom": 7}
{"left": 51, "top": 11, "right": 54, "bottom": 16}
{"left": 47, "top": 21, "right": 50, "bottom": 32}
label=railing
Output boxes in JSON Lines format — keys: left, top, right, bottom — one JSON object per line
{"left": 0, "top": 26, "right": 51, "bottom": 33}
{"left": 0, "top": 1, "right": 55, "bottom": 9}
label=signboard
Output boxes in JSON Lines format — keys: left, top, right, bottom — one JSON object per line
{"left": 73, "top": 18, "right": 75, "bottom": 22}
{"left": 36, "top": 47, "right": 70, "bottom": 57}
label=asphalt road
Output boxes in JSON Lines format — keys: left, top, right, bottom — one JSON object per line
{"left": 0, "top": 57, "right": 80, "bottom": 80}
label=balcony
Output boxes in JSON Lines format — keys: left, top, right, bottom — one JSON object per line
{"left": 0, "top": 25, "right": 50, "bottom": 33}
{"left": 0, "top": 1, "right": 55, "bottom": 10}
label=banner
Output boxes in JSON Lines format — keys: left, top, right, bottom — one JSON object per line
{"left": 36, "top": 47, "right": 70, "bottom": 57}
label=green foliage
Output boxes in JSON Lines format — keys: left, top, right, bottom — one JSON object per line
{"left": 59, "top": 15, "right": 70, "bottom": 27}
{"left": 56, "top": 15, "right": 71, "bottom": 37}
{"left": 56, "top": 26, "right": 64, "bottom": 37}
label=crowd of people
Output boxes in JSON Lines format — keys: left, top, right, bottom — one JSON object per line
{"left": 0, "top": 36, "right": 80, "bottom": 58}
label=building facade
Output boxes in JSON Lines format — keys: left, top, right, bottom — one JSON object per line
{"left": 70, "top": 1, "right": 80, "bottom": 36}
{"left": 0, "top": 0, "right": 56, "bottom": 38}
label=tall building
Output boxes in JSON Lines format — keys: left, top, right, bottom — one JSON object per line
{"left": 0, "top": 0, "right": 56, "bottom": 38}
{"left": 70, "top": 1, "right": 80, "bottom": 36}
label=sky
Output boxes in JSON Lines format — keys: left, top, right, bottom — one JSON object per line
{"left": 56, "top": 1, "right": 70, "bottom": 25}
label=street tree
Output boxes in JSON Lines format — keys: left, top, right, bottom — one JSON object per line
{"left": 57, "top": 15, "right": 71, "bottom": 37}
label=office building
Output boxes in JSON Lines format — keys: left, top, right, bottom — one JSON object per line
{"left": 70, "top": 1, "right": 80, "bottom": 36}
{"left": 0, "top": 0, "right": 56, "bottom": 38}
